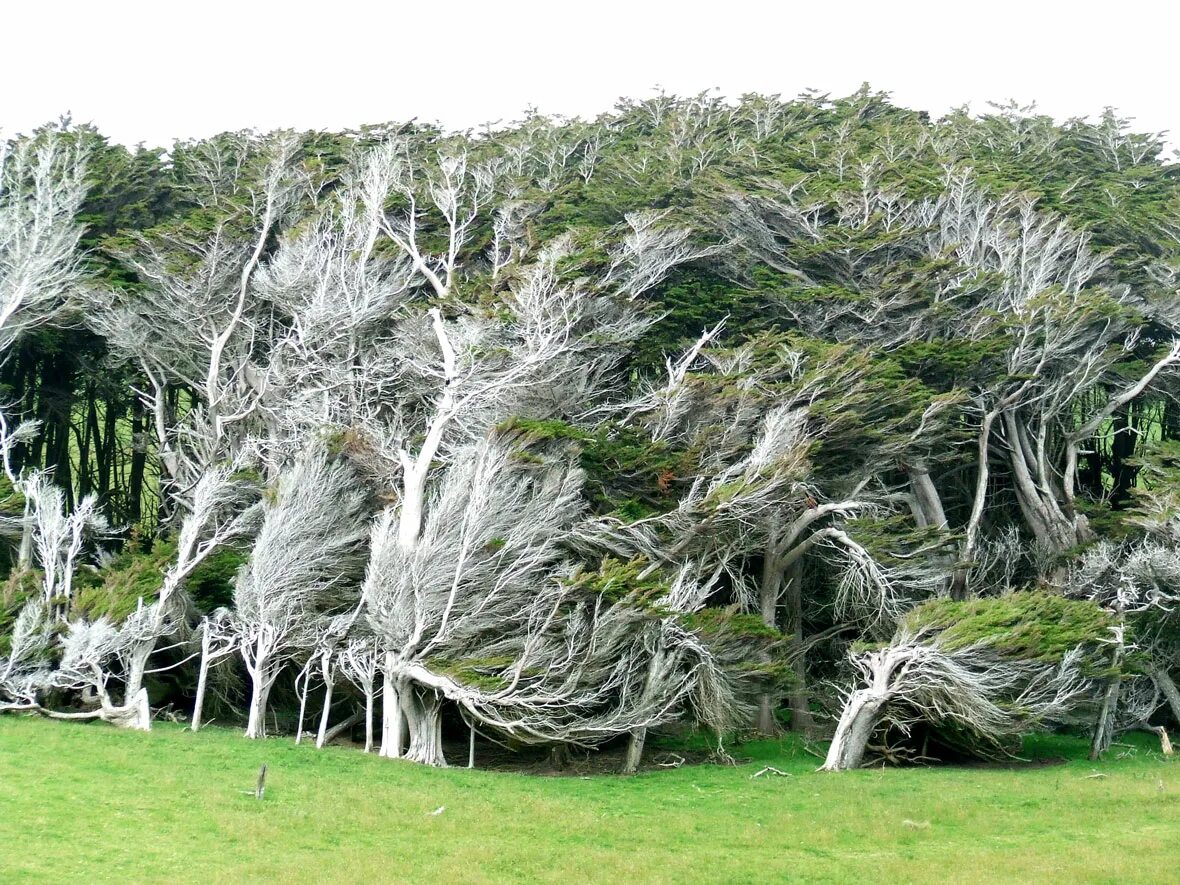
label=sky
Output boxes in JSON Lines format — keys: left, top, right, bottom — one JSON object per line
{"left": 2, "top": 0, "right": 1177, "bottom": 150}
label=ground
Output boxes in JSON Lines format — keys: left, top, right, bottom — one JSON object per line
{"left": 0, "top": 717, "right": 1176, "bottom": 883}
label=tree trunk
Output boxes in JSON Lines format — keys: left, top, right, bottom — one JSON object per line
{"left": 294, "top": 664, "right": 312, "bottom": 745}
{"left": 1151, "top": 665, "right": 1180, "bottom": 726}
{"left": 907, "top": 464, "right": 948, "bottom": 529}
{"left": 245, "top": 664, "right": 269, "bottom": 739}
{"left": 379, "top": 654, "right": 402, "bottom": 758}
{"left": 821, "top": 688, "right": 890, "bottom": 771}
{"left": 191, "top": 625, "right": 211, "bottom": 732}
{"left": 783, "top": 563, "right": 813, "bottom": 734}
{"left": 623, "top": 644, "right": 667, "bottom": 773}
{"left": 1090, "top": 675, "right": 1121, "bottom": 761}
{"left": 364, "top": 688, "right": 375, "bottom": 754}
{"left": 402, "top": 685, "right": 446, "bottom": 766}
{"left": 123, "top": 644, "right": 150, "bottom": 710}
{"left": 315, "top": 661, "right": 335, "bottom": 749}
{"left": 101, "top": 688, "right": 152, "bottom": 731}
{"left": 756, "top": 547, "right": 783, "bottom": 735}
{"left": 623, "top": 726, "right": 647, "bottom": 774}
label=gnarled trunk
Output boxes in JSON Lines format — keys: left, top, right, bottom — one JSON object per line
{"left": 401, "top": 684, "right": 446, "bottom": 766}
{"left": 102, "top": 688, "right": 152, "bottom": 731}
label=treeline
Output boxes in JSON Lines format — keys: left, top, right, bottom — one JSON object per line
{"left": 2, "top": 89, "right": 1180, "bottom": 771}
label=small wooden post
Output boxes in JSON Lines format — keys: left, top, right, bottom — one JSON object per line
{"left": 255, "top": 764, "right": 268, "bottom": 800}
{"left": 468, "top": 722, "right": 476, "bottom": 769}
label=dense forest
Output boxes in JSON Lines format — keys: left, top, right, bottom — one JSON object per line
{"left": 3, "top": 88, "right": 1180, "bottom": 772}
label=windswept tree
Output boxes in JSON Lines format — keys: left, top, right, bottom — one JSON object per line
{"left": 233, "top": 445, "right": 369, "bottom": 738}
{"left": 822, "top": 593, "right": 1111, "bottom": 770}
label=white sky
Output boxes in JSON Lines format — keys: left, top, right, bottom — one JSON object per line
{"left": 3, "top": 0, "right": 1177, "bottom": 150}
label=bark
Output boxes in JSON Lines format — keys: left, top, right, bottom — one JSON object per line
{"left": 821, "top": 688, "right": 890, "bottom": 771}
{"left": 102, "top": 688, "right": 152, "bottom": 731}
{"left": 379, "top": 653, "right": 402, "bottom": 758}
{"left": 323, "top": 712, "right": 361, "bottom": 745}
{"left": 294, "top": 664, "right": 312, "bottom": 744}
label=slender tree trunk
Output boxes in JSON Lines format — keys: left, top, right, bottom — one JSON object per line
{"left": 17, "top": 497, "right": 33, "bottom": 571}
{"left": 316, "top": 655, "right": 335, "bottom": 749}
{"left": 364, "top": 688, "right": 375, "bottom": 753}
{"left": 191, "top": 626, "right": 212, "bottom": 732}
{"left": 294, "top": 664, "right": 312, "bottom": 745}
{"left": 783, "top": 563, "right": 814, "bottom": 734}
{"left": 756, "top": 547, "right": 783, "bottom": 734}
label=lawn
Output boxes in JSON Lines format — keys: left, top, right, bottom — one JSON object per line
{"left": 0, "top": 717, "right": 1176, "bottom": 883}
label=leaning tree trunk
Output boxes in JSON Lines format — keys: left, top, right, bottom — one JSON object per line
{"left": 821, "top": 688, "right": 891, "bottom": 771}
{"left": 191, "top": 627, "right": 212, "bottom": 732}
{"left": 623, "top": 643, "right": 668, "bottom": 774}
{"left": 1151, "top": 665, "right": 1180, "bottom": 726}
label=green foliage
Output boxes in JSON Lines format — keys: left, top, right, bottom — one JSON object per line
{"left": 901, "top": 591, "right": 1113, "bottom": 664}
{"left": 564, "top": 558, "right": 669, "bottom": 611}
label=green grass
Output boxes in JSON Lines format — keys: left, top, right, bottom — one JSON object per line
{"left": 1, "top": 718, "right": 1177, "bottom": 883}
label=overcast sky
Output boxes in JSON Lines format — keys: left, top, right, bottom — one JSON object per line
{"left": 3, "top": 0, "right": 1177, "bottom": 150}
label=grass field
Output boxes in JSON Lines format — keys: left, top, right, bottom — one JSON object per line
{"left": 0, "top": 717, "right": 1176, "bottom": 883}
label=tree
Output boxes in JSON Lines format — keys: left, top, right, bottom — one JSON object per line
{"left": 823, "top": 593, "right": 1110, "bottom": 770}
{"left": 233, "top": 445, "right": 368, "bottom": 738}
